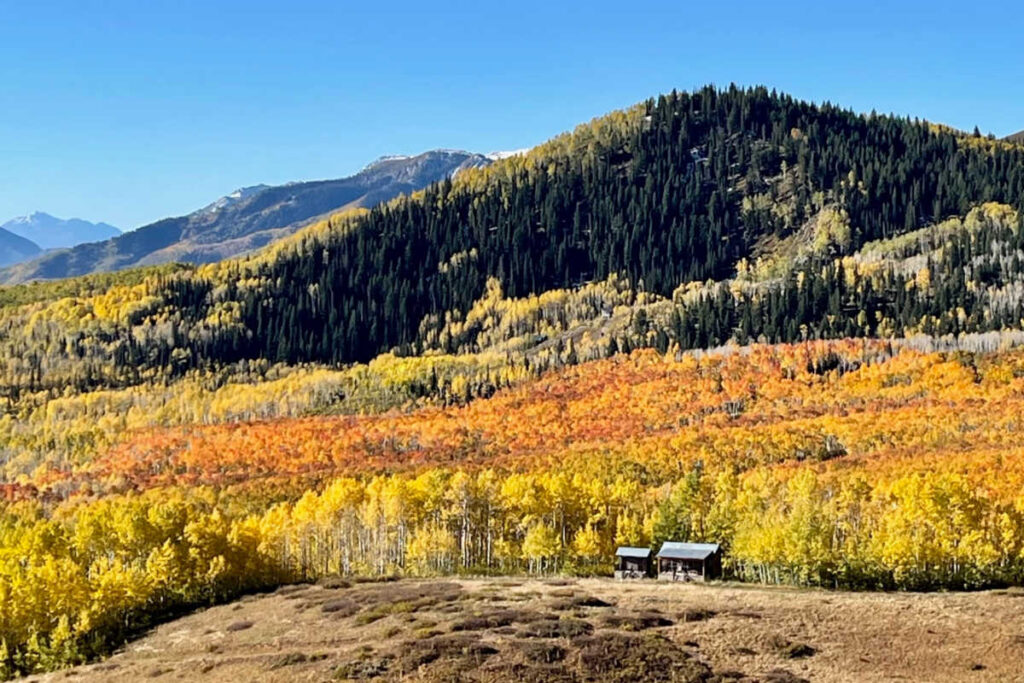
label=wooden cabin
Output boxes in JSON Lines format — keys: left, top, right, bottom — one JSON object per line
{"left": 656, "top": 542, "right": 722, "bottom": 582}
{"left": 614, "top": 546, "right": 652, "bottom": 579}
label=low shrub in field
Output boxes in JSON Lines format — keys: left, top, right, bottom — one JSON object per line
{"left": 518, "top": 618, "right": 593, "bottom": 639}
{"left": 519, "top": 640, "right": 567, "bottom": 664}
{"left": 270, "top": 652, "right": 328, "bottom": 669}
{"left": 574, "top": 632, "right": 712, "bottom": 682}
{"left": 225, "top": 620, "right": 254, "bottom": 632}
{"left": 321, "top": 598, "right": 358, "bottom": 616}
{"left": 600, "top": 612, "right": 675, "bottom": 631}
{"left": 451, "top": 609, "right": 549, "bottom": 631}
{"left": 332, "top": 654, "right": 393, "bottom": 679}
{"left": 770, "top": 636, "right": 817, "bottom": 659}
{"left": 395, "top": 634, "right": 499, "bottom": 672}
{"left": 549, "top": 595, "right": 614, "bottom": 610}
{"left": 678, "top": 608, "right": 716, "bottom": 622}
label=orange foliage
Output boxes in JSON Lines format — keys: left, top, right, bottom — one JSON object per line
{"left": 44, "top": 339, "right": 1024, "bottom": 496}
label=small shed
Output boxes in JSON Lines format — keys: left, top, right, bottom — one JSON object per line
{"left": 614, "top": 546, "right": 652, "bottom": 579}
{"left": 656, "top": 542, "right": 722, "bottom": 582}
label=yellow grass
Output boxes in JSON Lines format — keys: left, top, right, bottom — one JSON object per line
{"left": 30, "top": 578, "right": 1024, "bottom": 682}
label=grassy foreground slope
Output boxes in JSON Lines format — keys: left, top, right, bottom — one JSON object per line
{"left": 32, "top": 577, "right": 1024, "bottom": 683}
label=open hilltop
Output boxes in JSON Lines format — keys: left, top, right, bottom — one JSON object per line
{"left": 29, "top": 577, "right": 1024, "bottom": 683}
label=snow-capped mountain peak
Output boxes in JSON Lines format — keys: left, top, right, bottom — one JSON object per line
{"left": 201, "top": 185, "right": 272, "bottom": 215}
{"left": 0, "top": 212, "right": 120, "bottom": 251}
{"left": 7, "top": 210, "right": 52, "bottom": 225}
{"left": 486, "top": 149, "right": 530, "bottom": 161}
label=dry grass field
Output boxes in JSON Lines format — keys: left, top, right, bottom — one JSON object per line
{"left": 26, "top": 578, "right": 1024, "bottom": 682}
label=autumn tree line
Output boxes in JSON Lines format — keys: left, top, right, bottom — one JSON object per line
{"left": 5, "top": 341, "right": 1024, "bottom": 675}
{"left": 2, "top": 424, "right": 1024, "bottom": 675}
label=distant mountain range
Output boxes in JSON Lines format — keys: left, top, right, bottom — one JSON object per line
{"left": 0, "top": 149, "right": 500, "bottom": 284}
{"left": 1006, "top": 130, "right": 1024, "bottom": 144}
{"left": 0, "top": 227, "right": 43, "bottom": 268}
{"left": 0, "top": 211, "right": 122, "bottom": 268}
{"left": 1, "top": 212, "right": 121, "bottom": 252}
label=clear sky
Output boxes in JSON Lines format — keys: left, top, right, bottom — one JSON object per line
{"left": 2, "top": 0, "right": 1021, "bottom": 230}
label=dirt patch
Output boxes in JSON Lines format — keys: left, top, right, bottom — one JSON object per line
{"left": 727, "top": 610, "right": 763, "bottom": 619}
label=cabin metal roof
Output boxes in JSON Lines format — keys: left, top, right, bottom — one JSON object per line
{"left": 657, "top": 542, "right": 720, "bottom": 560}
{"left": 615, "top": 546, "right": 652, "bottom": 558}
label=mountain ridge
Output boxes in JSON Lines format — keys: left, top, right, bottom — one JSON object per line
{"left": 1, "top": 212, "right": 120, "bottom": 252}
{"left": 4, "top": 84, "right": 1023, "bottom": 387}
{"left": 0, "top": 226, "right": 41, "bottom": 268}
{"left": 0, "top": 149, "right": 494, "bottom": 284}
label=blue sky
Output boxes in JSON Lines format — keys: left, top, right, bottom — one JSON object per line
{"left": 1, "top": 0, "right": 1021, "bottom": 230}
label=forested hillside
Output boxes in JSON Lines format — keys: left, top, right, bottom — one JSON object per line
{"left": 3, "top": 84, "right": 1024, "bottom": 678}
{"left": 162, "top": 86, "right": 1024, "bottom": 366}
{"left": 2, "top": 85, "right": 1023, "bottom": 404}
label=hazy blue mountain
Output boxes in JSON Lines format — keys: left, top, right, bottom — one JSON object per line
{"left": 1, "top": 212, "right": 120, "bottom": 250}
{"left": 0, "top": 227, "right": 41, "bottom": 268}
{"left": 1, "top": 150, "right": 494, "bottom": 283}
